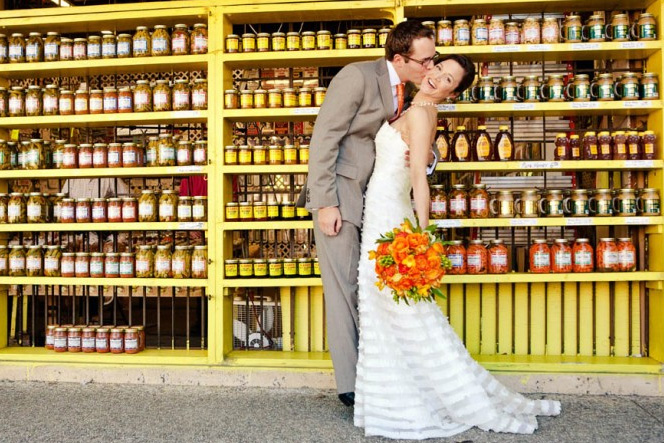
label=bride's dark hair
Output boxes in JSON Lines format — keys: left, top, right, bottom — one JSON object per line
{"left": 434, "top": 54, "right": 476, "bottom": 94}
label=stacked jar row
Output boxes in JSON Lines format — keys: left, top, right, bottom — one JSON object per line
{"left": 429, "top": 13, "right": 656, "bottom": 47}
{"left": 431, "top": 185, "right": 660, "bottom": 219}
{"left": 46, "top": 324, "right": 145, "bottom": 354}
{"left": 2, "top": 192, "right": 207, "bottom": 224}
{"left": 225, "top": 27, "right": 391, "bottom": 53}
{"left": 224, "top": 257, "right": 320, "bottom": 278}
{"left": 0, "top": 79, "right": 207, "bottom": 117}
{"left": 225, "top": 200, "right": 308, "bottom": 221}
{"left": 224, "top": 87, "right": 325, "bottom": 109}
{"left": 554, "top": 131, "right": 657, "bottom": 161}
{"left": 529, "top": 237, "right": 636, "bottom": 273}
{"left": 459, "top": 72, "right": 658, "bottom": 104}
{"left": 224, "top": 144, "right": 309, "bottom": 165}
{"left": 0, "top": 136, "right": 207, "bottom": 170}
{"left": 446, "top": 239, "right": 510, "bottom": 274}
{"left": 0, "top": 24, "right": 207, "bottom": 64}
{"left": 1, "top": 244, "right": 208, "bottom": 279}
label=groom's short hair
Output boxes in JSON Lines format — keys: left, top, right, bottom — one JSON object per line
{"left": 385, "top": 20, "right": 434, "bottom": 62}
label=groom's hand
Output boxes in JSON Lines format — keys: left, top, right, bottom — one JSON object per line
{"left": 318, "top": 206, "right": 342, "bottom": 236}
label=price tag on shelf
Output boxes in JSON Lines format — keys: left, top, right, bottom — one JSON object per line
{"left": 510, "top": 218, "right": 538, "bottom": 227}
{"left": 438, "top": 104, "right": 457, "bottom": 112}
{"left": 571, "top": 102, "right": 600, "bottom": 109}
{"left": 435, "top": 220, "right": 462, "bottom": 228}
{"left": 519, "top": 161, "right": 560, "bottom": 169}
{"left": 626, "top": 217, "right": 650, "bottom": 225}
{"left": 178, "top": 222, "right": 205, "bottom": 230}
{"left": 526, "top": 44, "right": 552, "bottom": 52}
{"left": 293, "top": 107, "right": 319, "bottom": 115}
{"left": 176, "top": 165, "right": 203, "bottom": 174}
{"left": 513, "top": 103, "right": 535, "bottom": 111}
{"left": 566, "top": 218, "right": 593, "bottom": 226}
{"left": 571, "top": 43, "right": 601, "bottom": 51}
{"left": 493, "top": 45, "right": 520, "bottom": 53}
{"left": 621, "top": 41, "right": 645, "bottom": 49}
{"left": 624, "top": 160, "right": 654, "bottom": 168}
{"left": 623, "top": 101, "right": 651, "bottom": 108}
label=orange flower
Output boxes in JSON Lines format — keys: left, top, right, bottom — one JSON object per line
{"left": 377, "top": 242, "right": 390, "bottom": 255}
{"left": 431, "top": 242, "right": 444, "bottom": 254}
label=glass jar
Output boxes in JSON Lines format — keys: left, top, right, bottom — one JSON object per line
{"left": 638, "top": 188, "right": 660, "bottom": 215}
{"left": 597, "top": 238, "right": 619, "bottom": 272}
{"left": 607, "top": 13, "right": 630, "bottom": 42}
{"left": 239, "top": 201, "right": 253, "bottom": 221}
{"left": 0, "top": 34, "right": 9, "bottom": 64}
{"left": 0, "top": 194, "right": 7, "bottom": 224}
{"left": 8, "top": 33, "right": 25, "bottom": 63}
{"left": 42, "top": 84, "right": 59, "bottom": 116}
{"left": 95, "top": 328, "right": 110, "bottom": 353}
{"left": 172, "top": 245, "right": 191, "bottom": 279}
{"left": 193, "top": 140, "right": 207, "bottom": 166}
{"left": 488, "top": 18, "right": 505, "bottom": 45}
{"left": 451, "top": 126, "right": 471, "bottom": 162}
{"left": 59, "top": 197, "right": 76, "bottom": 223}
{"left": 157, "top": 134, "right": 175, "bottom": 166}
{"left": 153, "top": 80, "right": 171, "bottom": 112}
{"left": 192, "top": 246, "right": 207, "bottom": 279}
{"left": 75, "top": 143, "right": 92, "bottom": 168}
{"left": 224, "top": 259, "right": 238, "bottom": 278}
{"left": 159, "top": 190, "right": 178, "bottom": 222}
{"left": 60, "top": 253, "right": 75, "bottom": 276}
{"left": 316, "top": 30, "right": 332, "bottom": 50}
{"left": 192, "top": 79, "right": 207, "bottom": 110}
{"left": 26, "top": 138, "right": 44, "bottom": 170}
{"left": 448, "top": 184, "right": 468, "bottom": 219}
{"left": 138, "top": 190, "right": 157, "bottom": 222}
{"left": 540, "top": 190, "right": 565, "bottom": 217}
{"left": 447, "top": 241, "right": 466, "bottom": 275}
{"left": 122, "top": 142, "right": 140, "bottom": 168}
{"left": 115, "top": 33, "right": 131, "bottom": 58}
{"left": 334, "top": 33, "right": 347, "bottom": 50}
{"left": 0, "top": 87, "right": 7, "bottom": 117}
{"left": 45, "top": 325, "right": 57, "bottom": 349}
{"left": 542, "top": 74, "right": 565, "bottom": 102}
{"left": 72, "top": 37, "right": 87, "bottom": 60}
{"left": 120, "top": 252, "right": 135, "bottom": 278}
{"left": 172, "top": 24, "right": 190, "bottom": 55}
{"left": 256, "top": 32, "right": 270, "bottom": 52}
{"left": 75, "top": 198, "right": 91, "bottom": 223}
{"left": 522, "top": 17, "right": 541, "bottom": 44}
{"left": 566, "top": 74, "right": 591, "bottom": 102}
{"left": 238, "top": 258, "right": 253, "bottom": 278}
{"left": 8, "top": 87, "right": 24, "bottom": 117}
{"left": 591, "top": 73, "right": 615, "bottom": 102}
{"left": 435, "top": 20, "right": 453, "bottom": 46}
{"left": 58, "top": 89, "right": 74, "bottom": 115}
{"left": 453, "top": 20, "right": 470, "bottom": 46}
{"left": 302, "top": 31, "right": 316, "bottom": 50}
{"left": 67, "top": 327, "right": 82, "bottom": 353}
{"left": 614, "top": 188, "right": 637, "bottom": 216}
{"left": 617, "top": 238, "right": 637, "bottom": 272}
{"left": 553, "top": 133, "right": 570, "bottom": 160}
{"left": 135, "top": 245, "right": 154, "bottom": 278}
{"left": 118, "top": 87, "right": 132, "bottom": 113}
{"left": 90, "top": 143, "right": 108, "bottom": 168}
{"left": 110, "top": 328, "right": 124, "bottom": 354}
{"left": 226, "top": 33, "right": 240, "bottom": 53}
{"left": 104, "top": 253, "right": 120, "bottom": 278}
{"left": 430, "top": 185, "right": 447, "bottom": 219}
{"left": 121, "top": 197, "right": 138, "bottom": 222}
{"left": 550, "top": 239, "right": 572, "bottom": 273}
{"left": 490, "top": 190, "right": 516, "bottom": 218}
{"left": 191, "top": 23, "right": 208, "bottom": 54}
{"left": 59, "top": 37, "right": 73, "bottom": 60}
{"left": 74, "top": 89, "right": 89, "bottom": 115}
{"left": 529, "top": 240, "right": 550, "bottom": 273}
{"left": 25, "top": 85, "right": 42, "bottom": 116}
{"left": 81, "top": 327, "right": 97, "bottom": 353}
{"left": 589, "top": 189, "right": 613, "bottom": 217}
{"left": 124, "top": 328, "right": 139, "bottom": 354}
{"left": 152, "top": 25, "right": 171, "bottom": 56}
{"left": 541, "top": 17, "right": 560, "bottom": 43}
{"left": 101, "top": 33, "right": 116, "bottom": 59}
{"left": 27, "top": 192, "right": 46, "bottom": 223}
{"left": 225, "top": 202, "right": 239, "bottom": 221}
{"left": 469, "top": 184, "right": 489, "bottom": 219}
{"left": 89, "top": 252, "right": 104, "bottom": 278}
{"left": 584, "top": 15, "right": 605, "bottom": 42}
{"left": 107, "top": 143, "right": 122, "bottom": 168}
{"left": 240, "top": 90, "right": 253, "bottom": 109}
{"left": 26, "top": 245, "right": 42, "bottom": 277}
{"left": 0, "top": 245, "right": 7, "bottom": 275}
{"left": 8, "top": 246, "right": 25, "bottom": 276}
{"left": 466, "top": 240, "right": 488, "bottom": 274}
{"left": 192, "top": 196, "right": 207, "bottom": 222}
{"left": 133, "top": 26, "right": 151, "bottom": 57}
{"left": 173, "top": 79, "right": 190, "bottom": 111}
{"left": 505, "top": 21, "right": 520, "bottom": 44}
{"left": 633, "top": 13, "right": 657, "bottom": 41}
{"left": 581, "top": 131, "right": 598, "bottom": 160}
{"left": 499, "top": 76, "right": 518, "bottom": 103}
{"left": 314, "top": 87, "right": 326, "bottom": 107}
{"left": 176, "top": 140, "right": 192, "bottom": 166}
{"left": 134, "top": 80, "right": 152, "bottom": 112}
{"left": 177, "top": 196, "right": 192, "bottom": 222}
{"left": 43, "top": 245, "right": 61, "bottom": 277}
{"left": 297, "top": 258, "right": 312, "bottom": 276}
{"left": 270, "top": 32, "right": 286, "bottom": 51}
{"left": 74, "top": 252, "right": 90, "bottom": 277}
{"left": 53, "top": 327, "right": 68, "bottom": 352}
{"left": 471, "top": 19, "right": 489, "bottom": 45}
{"left": 268, "top": 145, "right": 283, "bottom": 165}
{"left": 8, "top": 192, "right": 26, "bottom": 224}
{"left": 561, "top": 15, "right": 582, "bottom": 43}
{"left": 87, "top": 35, "right": 101, "bottom": 60}
{"left": 640, "top": 73, "right": 659, "bottom": 100}
{"left": 90, "top": 197, "right": 107, "bottom": 223}
{"left": 26, "top": 32, "right": 43, "bottom": 63}
{"left": 152, "top": 245, "right": 171, "bottom": 278}
{"left": 616, "top": 73, "right": 640, "bottom": 100}
{"left": 488, "top": 240, "right": 509, "bottom": 274}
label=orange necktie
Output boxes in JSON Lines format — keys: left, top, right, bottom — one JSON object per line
{"left": 389, "top": 83, "right": 405, "bottom": 123}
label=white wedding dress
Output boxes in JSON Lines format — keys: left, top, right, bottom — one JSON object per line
{"left": 354, "top": 122, "right": 561, "bottom": 439}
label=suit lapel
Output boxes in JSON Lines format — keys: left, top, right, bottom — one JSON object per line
{"left": 375, "top": 59, "right": 394, "bottom": 120}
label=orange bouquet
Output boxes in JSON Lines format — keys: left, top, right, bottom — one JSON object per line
{"left": 368, "top": 218, "right": 451, "bottom": 304}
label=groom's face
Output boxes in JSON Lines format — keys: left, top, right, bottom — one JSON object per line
{"left": 393, "top": 37, "right": 436, "bottom": 86}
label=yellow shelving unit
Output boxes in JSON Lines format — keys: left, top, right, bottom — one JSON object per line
{"left": 1, "top": 0, "right": 663, "bottom": 379}
{"left": 0, "top": 222, "right": 207, "bottom": 232}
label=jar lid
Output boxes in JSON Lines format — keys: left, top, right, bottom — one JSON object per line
{"left": 498, "top": 190, "right": 514, "bottom": 195}
{"left": 29, "top": 191, "right": 42, "bottom": 196}
{"left": 141, "top": 189, "right": 155, "bottom": 194}
{"left": 472, "top": 183, "right": 486, "bottom": 189}
{"left": 74, "top": 37, "right": 87, "bottom": 42}
{"left": 438, "top": 20, "right": 452, "bottom": 25}
{"left": 45, "top": 245, "right": 60, "bottom": 249}
{"left": 193, "top": 196, "right": 207, "bottom": 200}
{"left": 617, "top": 238, "right": 633, "bottom": 242}
{"left": 533, "top": 239, "right": 548, "bottom": 244}
{"left": 68, "top": 327, "right": 82, "bottom": 332}
{"left": 91, "top": 252, "right": 105, "bottom": 257}
{"left": 28, "top": 245, "right": 41, "bottom": 249}
{"left": 431, "top": 184, "right": 445, "bottom": 189}
{"left": 570, "top": 135, "right": 579, "bottom": 139}
{"left": 317, "top": 30, "right": 332, "bottom": 35}
{"left": 490, "top": 239, "right": 504, "bottom": 244}
{"left": 283, "top": 258, "right": 296, "bottom": 263}
{"left": 88, "top": 35, "right": 101, "bottom": 40}
{"left": 55, "top": 327, "right": 68, "bottom": 332}
{"left": 347, "top": 29, "right": 360, "bottom": 34}
{"left": 267, "top": 258, "right": 281, "bottom": 263}
{"left": 76, "top": 198, "right": 91, "bottom": 202}
{"left": 456, "top": 126, "right": 466, "bottom": 131}
{"left": 272, "top": 32, "right": 285, "bottom": 37}
{"left": 554, "top": 239, "right": 568, "bottom": 244}
{"left": 470, "top": 239, "right": 484, "bottom": 245}
{"left": 334, "top": 33, "right": 347, "bottom": 38}
{"left": 118, "top": 34, "right": 132, "bottom": 38}
{"left": 193, "top": 23, "right": 207, "bottom": 28}
{"left": 449, "top": 240, "right": 464, "bottom": 245}
{"left": 11, "top": 33, "right": 24, "bottom": 37}
{"left": 75, "top": 252, "right": 89, "bottom": 256}
{"left": 194, "top": 246, "right": 207, "bottom": 250}
{"left": 62, "top": 252, "right": 75, "bottom": 256}
{"left": 122, "top": 197, "right": 137, "bottom": 201}
{"left": 136, "top": 26, "right": 148, "bottom": 31}
{"left": 238, "top": 258, "right": 253, "bottom": 263}
{"left": 120, "top": 252, "right": 134, "bottom": 256}
{"left": 302, "top": 31, "right": 315, "bottom": 36}
{"left": 599, "top": 238, "right": 615, "bottom": 242}
{"left": 454, "top": 19, "right": 468, "bottom": 24}
{"left": 225, "top": 259, "right": 238, "bottom": 264}
{"left": 110, "top": 328, "right": 124, "bottom": 333}
{"left": 473, "top": 19, "right": 486, "bottom": 24}
{"left": 10, "top": 245, "right": 24, "bottom": 249}
{"left": 452, "top": 184, "right": 466, "bottom": 190}
{"left": 154, "top": 25, "right": 168, "bottom": 30}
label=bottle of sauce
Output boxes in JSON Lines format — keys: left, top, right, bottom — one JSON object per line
{"left": 612, "top": 131, "right": 627, "bottom": 160}
{"left": 554, "top": 133, "right": 569, "bottom": 160}
{"left": 451, "top": 126, "right": 471, "bottom": 162}
{"left": 582, "top": 131, "right": 598, "bottom": 160}
{"left": 598, "top": 131, "right": 612, "bottom": 160}
{"left": 435, "top": 129, "right": 451, "bottom": 162}
{"left": 569, "top": 135, "right": 581, "bottom": 160}
{"left": 642, "top": 130, "right": 656, "bottom": 160}
{"left": 494, "top": 125, "right": 514, "bottom": 161}
{"left": 472, "top": 125, "right": 493, "bottom": 161}
{"left": 626, "top": 130, "right": 641, "bottom": 160}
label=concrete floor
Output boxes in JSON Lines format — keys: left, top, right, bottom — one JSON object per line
{"left": 0, "top": 381, "right": 663, "bottom": 443}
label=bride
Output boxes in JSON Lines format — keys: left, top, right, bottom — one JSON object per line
{"left": 354, "top": 54, "right": 561, "bottom": 439}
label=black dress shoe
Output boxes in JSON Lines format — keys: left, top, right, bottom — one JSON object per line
{"left": 338, "top": 392, "right": 355, "bottom": 406}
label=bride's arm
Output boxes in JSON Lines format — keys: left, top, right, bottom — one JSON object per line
{"left": 406, "top": 108, "right": 435, "bottom": 230}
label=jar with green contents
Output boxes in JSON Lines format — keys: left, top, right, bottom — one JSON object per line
{"left": 44, "top": 245, "right": 61, "bottom": 277}
{"left": 9, "top": 33, "right": 25, "bottom": 63}
{"left": 172, "top": 246, "right": 191, "bottom": 279}
{"left": 224, "top": 259, "right": 239, "bottom": 278}
{"left": 175, "top": 196, "right": 191, "bottom": 222}
{"left": 133, "top": 80, "right": 152, "bottom": 112}
{"left": 0, "top": 246, "right": 8, "bottom": 275}
{"left": 25, "top": 85, "right": 42, "bottom": 116}
{"left": 9, "top": 246, "right": 26, "bottom": 276}
{"left": 26, "top": 245, "right": 42, "bottom": 277}
{"left": 9, "top": 87, "right": 24, "bottom": 117}
{"left": 157, "top": 134, "right": 176, "bottom": 166}
{"left": 8, "top": 192, "right": 25, "bottom": 224}
{"left": 172, "top": 79, "right": 190, "bottom": 111}
{"left": 43, "top": 84, "right": 59, "bottom": 115}
{"left": 297, "top": 258, "right": 312, "bottom": 276}
{"left": 191, "top": 246, "right": 207, "bottom": 279}
{"left": 18, "top": 141, "right": 30, "bottom": 169}
{"left": 153, "top": 80, "right": 171, "bottom": 112}
{"left": 102, "top": 33, "right": 116, "bottom": 59}
{"left": 238, "top": 259, "right": 253, "bottom": 278}
{"left": 0, "top": 87, "right": 7, "bottom": 117}
{"left": 0, "top": 194, "right": 8, "bottom": 223}
{"left": 268, "top": 258, "right": 283, "bottom": 277}
{"left": 192, "top": 79, "right": 207, "bottom": 110}
{"left": 27, "top": 192, "right": 46, "bottom": 223}
{"left": 0, "top": 34, "right": 8, "bottom": 64}
{"left": 283, "top": 258, "right": 297, "bottom": 277}
{"left": 159, "top": 190, "right": 178, "bottom": 222}
{"left": 253, "top": 259, "right": 268, "bottom": 278}
{"left": 133, "top": 26, "right": 151, "bottom": 57}
{"left": 26, "top": 139, "right": 44, "bottom": 169}
{"left": 192, "top": 196, "right": 207, "bottom": 222}
{"left": 145, "top": 136, "right": 158, "bottom": 166}
{"left": 0, "top": 140, "right": 10, "bottom": 170}
{"left": 87, "top": 35, "right": 101, "bottom": 60}
{"left": 138, "top": 190, "right": 157, "bottom": 222}
{"left": 154, "top": 245, "right": 172, "bottom": 278}
{"left": 26, "top": 32, "right": 43, "bottom": 63}
{"left": 136, "top": 245, "right": 154, "bottom": 278}
{"left": 152, "top": 25, "right": 171, "bottom": 56}
{"left": 117, "top": 33, "right": 132, "bottom": 58}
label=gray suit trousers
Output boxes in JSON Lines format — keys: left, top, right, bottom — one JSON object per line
{"left": 313, "top": 213, "right": 360, "bottom": 394}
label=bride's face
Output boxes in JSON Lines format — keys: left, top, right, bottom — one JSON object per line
{"left": 419, "top": 60, "right": 465, "bottom": 102}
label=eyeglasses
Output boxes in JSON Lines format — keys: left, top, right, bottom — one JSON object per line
{"left": 400, "top": 51, "right": 440, "bottom": 67}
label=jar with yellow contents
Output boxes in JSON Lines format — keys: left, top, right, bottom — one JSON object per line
{"left": 283, "top": 145, "right": 298, "bottom": 165}
{"left": 301, "top": 31, "right": 316, "bottom": 50}
{"left": 347, "top": 30, "right": 361, "bottom": 49}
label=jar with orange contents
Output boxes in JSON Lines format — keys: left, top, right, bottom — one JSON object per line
{"left": 122, "top": 197, "right": 138, "bottom": 222}
{"left": 529, "top": 239, "right": 550, "bottom": 273}
{"left": 92, "top": 198, "right": 107, "bottom": 223}
{"left": 107, "top": 198, "right": 122, "bottom": 222}
{"left": 108, "top": 143, "right": 122, "bottom": 168}
{"left": 466, "top": 240, "right": 487, "bottom": 274}
{"left": 109, "top": 328, "right": 124, "bottom": 354}
{"left": 488, "top": 239, "right": 509, "bottom": 274}
{"left": 617, "top": 238, "right": 636, "bottom": 272}
{"left": 448, "top": 184, "right": 468, "bottom": 219}
{"left": 447, "top": 240, "right": 466, "bottom": 275}
{"left": 550, "top": 239, "right": 572, "bottom": 273}
{"left": 596, "top": 238, "right": 619, "bottom": 272}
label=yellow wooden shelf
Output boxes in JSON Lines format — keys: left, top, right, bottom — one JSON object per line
{"left": 0, "top": 110, "right": 208, "bottom": 129}
{"left": 404, "top": 0, "right": 655, "bottom": 16}
{"left": 222, "top": 221, "right": 311, "bottom": 230}
{"left": 222, "top": 272, "right": 663, "bottom": 288}
{"left": 225, "top": 350, "right": 663, "bottom": 374}
{"left": 0, "top": 346, "right": 209, "bottom": 365}
{"left": 222, "top": 1, "right": 395, "bottom": 24}
{"left": 0, "top": 222, "right": 207, "bottom": 232}
{"left": 0, "top": 165, "right": 208, "bottom": 179}
{"left": 0, "top": 276, "right": 208, "bottom": 287}
{"left": 222, "top": 101, "right": 661, "bottom": 121}
{"left": 221, "top": 164, "right": 309, "bottom": 174}
{"left": 223, "top": 48, "right": 383, "bottom": 69}
{"left": 0, "top": 54, "right": 208, "bottom": 79}
{"left": 434, "top": 216, "right": 663, "bottom": 229}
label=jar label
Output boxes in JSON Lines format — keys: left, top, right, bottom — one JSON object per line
{"left": 46, "top": 335, "right": 54, "bottom": 346}
{"left": 27, "top": 256, "right": 41, "bottom": 271}
{"left": 616, "top": 143, "right": 626, "bottom": 154}
{"left": 640, "top": 24, "right": 656, "bottom": 39}
{"left": 642, "top": 84, "right": 658, "bottom": 98}
{"left": 644, "top": 200, "right": 660, "bottom": 214}
{"left": 154, "top": 92, "right": 169, "bottom": 107}
{"left": 9, "top": 256, "right": 24, "bottom": 271}
{"left": 549, "top": 200, "right": 564, "bottom": 215}
{"left": 524, "top": 27, "right": 539, "bottom": 42}
{"left": 533, "top": 252, "right": 550, "bottom": 267}
{"left": 118, "top": 95, "right": 132, "bottom": 110}
{"left": 173, "top": 37, "right": 187, "bottom": 51}
{"left": 104, "top": 261, "right": 119, "bottom": 276}
{"left": 476, "top": 137, "right": 491, "bottom": 157}
{"left": 194, "top": 148, "right": 206, "bottom": 164}
{"left": 554, "top": 251, "right": 572, "bottom": 266}
{"left": 160, "top": 203, "right": 174, "bottom": 217}
{"left": 53, "top": 150, "right": 64, "bottom": 166}
{"left": 123, "top": 151, "right": 136, "bottom": 165}
{"left": 9, "top": 97, "right": 23, "bottom": 114}
{"left": 108, "top": 150, "right": 121, "bottom": 165}
{"left": 120, "top": 261, "right": 134, "bottom": 275}
{"left": 620, "top": 199, "right": 637, "bottom": 214}
{"left": 136, "top": 258, "right": 150, "bottom": 273}
{"left": 59, "top": 99, "right": 72, "bottom": 112}
{"left": 27, "top": 204, "right": 41, "bottom": 218}
{"left": 498, "top": 137, "right": 512, "bottom": 159}
{"left": 505, "top": 30, "right": 520, "bottom": 44}
{"left": 125, "top": 338, "right": 138, "bottom": 350}
{"left": 75, "top": 97, "right": 88, "bottom": 111}
{"left": 88, "top": 45, "right": 101, "bottom": 58}
{"left": 61, "top": 260, "right": 74, "bottom": 274}
{"left": 192, "top": 91, "right": 207, "bottom": 108}
{"left": 174, "top": 91, "right": 189, "bottom": 109}
{"left": 177, "top": 149, "right": 191, "bottom": 164}
{"left": 61, "top": 206, "right": 75, "bottom": 220}
{"left": 9, "top": 45, "right": 23, "bottom": 58}
{"left": 450, "top": 198, "right": 467, "bottom": 212}
{"left": 172, "top": 259, "right": 185, "bottom": 273}
{"left": 54, "top": 337, "right": 67, "bottom": 348}
{"left": 193, "top": 35, "right": 207, "bottom": 52}
{"left": 139, "top": 203, "right": 154, "bottom": 217}
{"left": 567, "top": 26, "right": 582, "bottom": 41}
{"left": 449, "top": 254, "right": 464, "bottom": 268}
{"left": 176, "top": 205, "right": 190, "bottom": 219}
{"left": 103, "top": 96, "right": 117, "bottom": 111}
{"left": 60, "top": 46, "right": 73, "bottom": 59}
{"left": 613, "top": 24, "right": 629, "bottom": 40}
{"left": 619, "top": 250, "right": 635, "bottom": 267}
{"left": 110, "top": 338, "right": 123, "bottom": 350}
{"left": 79, "top": 151, "right": 93, "bottom": 166}
{"left": 474, "top": 28, "right": 488, "bottom": 41}
{"left": 90, "top": 97, "right": 103, "bottom": 112}
{"left": 122, "top": 206, "right": 136, "bottom": 220}
{"left": 153, "top": 38, "right": 168, "bottom": 53}
{"left": 599, "top": 84, "right": 613, "bottom": 99}
{"left": 26, "top": 45, "right": 39, "bottom": 58}
{"left": 573, "top": 200, "right": 589, "bottom": 215}
{"left": 95, "top": 338, "right": 108, "bottom": 349}
{"left": 550, "top": 85, "right": 564, "bottom": 99}
{"left": 502, "top": 86, "right": 516, "bottom": 102}
{"left": 575, "top": 84, "right": 589, "bottom": 99}
{"left": 454, "top": 138, "right": 469, "bottom": 159}
{"left": 8, "top": 205, "right": 21, "bottom": 218}
{"left": 431, "top": 201, "right": 447, "bottom": 213}
{"left": 603, "top": 251, "right": 619, "bottom": 266}
{"left": 500, "top": 201, "right": 514, "bottom": 215}
{"left": 193, "top": 205, "right": 205, "bottom": 219}
{"left": 45, "top": 256, "right": 59, "bottom": 271}
{"left": 134, "top": 39, "right": 148, "bottom": 52}
{"left": 25, "top": 97, "right": 40, "bottom": 114}
{"left": 93, "top": 151, "right": 106, "bottom": 166}
{"left": 75, "top": 260, "right": 89, "bottom": 274}
{"left": 102, "top": 43, "right": 116, "bottom": 57}
{"left": 542, "top": 26, "right": 558, "bottom": 41}
{"left": 146, "top": 149, "right": 157, "bottom": 164}
{"left": 68, "top": 337, "right": 81, "bottom": 348}
{"left": 623, "top": 84, "right": 638, "bottom": 98}
{"left": 156, "top": 259, "right": 171, "bottom": 273}
{"left": 76, "top": 206, "right": 89, "bottom": 220}
{"left": 108, "top": 206, "right": 121, "bottom": 220}
{"left": 90, "top": 260, "right": 103, "bottom": 275}
{"left": 490, "top": 252, "right": 507, "bottom": 266}
{"left": 135, "top": 92, "right": 150, "bottom": 106}
{"left": 82, "top": 337, "right": 96, "bottom": 349}
{"left": 470, "top": 197, "right": 486, "bottom": 210}
{"left": 467, "top": 254, "right": 482, "bottom": 267}
{"left": 489, "top": 28, "right": 504, "bottom": 41}
{"left": 159, "top": 146, "right": 175, "bottom": 161}
{"left": 192, "top": 258, "right": 206, "bottom": 273}
{"left": 117, "top": 41, "right": 130, "bottom": 56}
{"left": 44, "top": 96, "right": 58, "bottom": 113}
{"left": 456, "top": 28, "right": 470, "bottom": 42}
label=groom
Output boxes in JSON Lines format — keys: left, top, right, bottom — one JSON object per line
{"left": 298, "top": 21, "right": 438, "bottom": 406}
